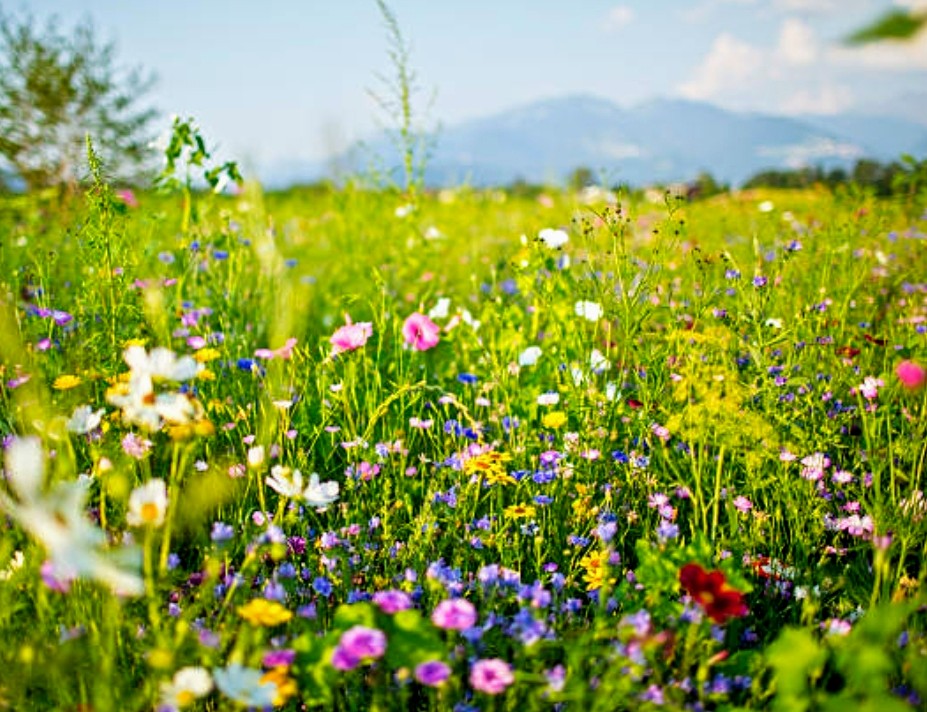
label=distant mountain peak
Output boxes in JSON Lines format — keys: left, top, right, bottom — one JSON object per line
{"left": 260, "top": 94, "right": 927, "bottom": 189}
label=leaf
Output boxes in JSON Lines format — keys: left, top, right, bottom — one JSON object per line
{"left": 291, "top": 631, "right": 339, "bottom": 706}
{"left": 383, "top": 609, "right": 447, "bottom": 669}
{"left": 332, "top": 601, "right": 377, "bottom": 630}
{"left": 767, "top": 627, "right": 827, "bottom": 712}
{"left": 846, "top": 10, "right": 927, "bottom": 44}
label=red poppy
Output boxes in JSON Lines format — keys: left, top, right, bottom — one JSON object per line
{"left": 679, "top": 563, "right": 748, "bottom": 623}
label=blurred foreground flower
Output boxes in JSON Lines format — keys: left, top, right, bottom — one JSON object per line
{"left": 896, "top": 360, "right": 925, "bottom": 391}
{"left": 213, "top": 664, "right": 277, "bottom": 708}
{"left": 159, "top": 667, "right": 213, "bottom": 709}
{"left": 107, "top": 345, "right": 209, "bottom": 434}
{"left": 0, "top": 437, "right": 143, "bottom": 596}
{"left": 238, "top": 598, "right": 293, "bottom": 626}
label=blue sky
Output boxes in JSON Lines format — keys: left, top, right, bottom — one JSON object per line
{"left": 16, "top": 0, "right": 927, "bottom": 173}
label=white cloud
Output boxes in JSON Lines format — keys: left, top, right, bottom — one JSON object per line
{"left": 678, "top": 33, "right": 764, "bottom": 100}
{"left": 681, "top": 0, "right": 758, "bottom": 23}
{"left": 781, "top": 84, "right": 855, "bottom": 114}
{"left": 777, "top": 18, "right": 818, "bottom": 65}
{"left": 774, "top": 0, "right": 840, "bottom": 12}
{"left": 757, "top": 138, "right": 864, "bottom": 168}
{"left": 604, "top": 5, "right": 635, "bottom": 32}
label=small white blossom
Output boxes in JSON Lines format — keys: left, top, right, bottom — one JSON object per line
{"left": 538, "top": 228, "right": 569, "bottom": 249}
{"left": 518, "top": 346, "right": 542, "bottom": 367}
{"left": 574, "top": 300, "right": 603, "bottom": 321}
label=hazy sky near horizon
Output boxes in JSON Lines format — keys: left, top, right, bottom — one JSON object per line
{"left": 15, "top": 0, "right": 927, "bottom": 173}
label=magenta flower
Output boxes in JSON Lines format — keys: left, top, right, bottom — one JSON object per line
{"left": 116, "top": 189, "right": 139, "bottom": 208}
{"left": 897, "top": 360, "right": 926, "bottom": 391}
{"left": 431, "top": 598, "right": 478, "bottom": 631}
{"left": 414, "top": 660, "right": 452, "bottom": 687}
{"left": 402, "top": 312, "right": 440, "bottom": 351}
{"left": 469, "top": 658, "right": 514, "bottom": 695}
{"left": 332, "top": 625, "right": 387, "bottom": 670}
{"left": 372, "top": 589, "right": 413, "bottom": 614}
{"left": 331, "top": 645, "right": 359, "bottom": 671}
{"left": 330, "top": 319, "right": 373, "bottom": 355}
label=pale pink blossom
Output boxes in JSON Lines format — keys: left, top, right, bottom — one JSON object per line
{"left": 330, "top": 319, "right": 372, "bottom": 355}
{"left": 402, "top": 312, "right": 440, "bottom": 351}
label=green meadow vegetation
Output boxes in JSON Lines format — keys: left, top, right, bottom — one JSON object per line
{"left": 0, "top": 4, "right": 926, "bottom": 711}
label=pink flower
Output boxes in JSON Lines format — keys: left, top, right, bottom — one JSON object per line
{"left": 431, "top": 598, "right": 478, "bottom": 631}
{"left": 857, "top": 376, "right": 884, "bottom": 400}
{"left": 116, "top": 189, "right": 139, "bottom": 208}
{"left": 897, "top": 360, "right": 925, "bottom": 391}
{"left": 402, "top": 312, "right": 440, "bottom": 351}
{"left": 469, "top": 658, "right": 514, "bottom": 695}
{"left": 255, "top": 337, "right": 298, "bottom": 360}
{"left": 330, "top": 319, "right": 372, "bottom": 355}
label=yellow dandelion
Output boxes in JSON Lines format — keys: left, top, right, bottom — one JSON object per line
{"left": 237, "top": 599, "right": 293, "bottom": 627}
{"left": 53, "top": 374, "right": 82, "bottom": 390}
{"left": 196, "top": 368, "right": 216, "bottom": 381}
{"left": 542, "top": 411, "right": 568, "bottom": 429}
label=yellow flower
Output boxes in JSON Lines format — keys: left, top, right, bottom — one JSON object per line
{"left": 260, "top": 666, "right": 298, "bottom": 707}
{"left": 53, "top": 374, "right": 82, "bottom": 390}
{"left": 579, "top": 549, "right": 615, "bottom": 591}
{"left": 542, "top": 411, "right": 568, "bottom": 429}
{"left": 464, "top": 451, "right": 515, "bottom": 485}
{"left": 194, "top": 348, "right": 221, "bottom": 363}
{"left": 504, "top": 503, "right": 536, "bottom": 519}
{"left": 196, "top": 368, "right": 216, "bottom": 381}
{"left": 237, "top": 599, "right": 293, "bottom": 626}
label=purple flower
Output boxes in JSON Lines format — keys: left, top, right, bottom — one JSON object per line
{"left": 415, "top": 660, "right": 452, "bottom": 687}
{"left": 431, "top": 598, "right": 478, "bottom": 631}
{"left": 372, "top": 589, "right": 413, "bottom": 614}
{"left": 332, "top": 625, "right": 387, "bottom": 670}
{"left": 262, "top": 649, "right": 296, "bottom": 668}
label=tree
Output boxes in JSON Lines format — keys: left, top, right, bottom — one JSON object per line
{"left": 0, "top": 6, "right": 157, "bottom": 191}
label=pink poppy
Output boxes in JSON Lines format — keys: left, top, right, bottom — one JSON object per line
{"left": 330, "top": 319, "right": 372, "bottom": 354}
{"left": 402, "top": 312, "right": 440, "bottom": 351}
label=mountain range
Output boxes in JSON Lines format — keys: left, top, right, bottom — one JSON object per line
{"left": 262, "top": 94, "right": 927, "bottom": 189}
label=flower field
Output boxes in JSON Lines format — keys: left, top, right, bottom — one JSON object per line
{"left": 0, "top": 167, "right": 925, "bottom": 710}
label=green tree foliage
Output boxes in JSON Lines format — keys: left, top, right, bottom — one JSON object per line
{"left": 847, "top": 8, "right": 927, "bottom": 45}
{"left": 0, "top": 6, "right": 157, "bottom": 192}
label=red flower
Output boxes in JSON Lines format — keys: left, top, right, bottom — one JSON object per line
{"left": 679, "top": 563, "right": 748, "bottom": 623}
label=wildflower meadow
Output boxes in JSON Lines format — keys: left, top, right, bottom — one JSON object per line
{"left": 0, "top": 125, "right": 925, "bottom": 710}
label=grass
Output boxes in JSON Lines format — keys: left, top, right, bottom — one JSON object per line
{"left": 0, "top": 174, "right": 924, "bottom": 711}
